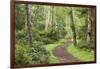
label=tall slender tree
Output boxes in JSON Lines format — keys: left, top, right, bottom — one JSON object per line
{"left": 91, "top": 8, "right": 96, "bottom": 47}
{"left": 25, "top": 4, "right": 33, "bottom": 47}
{"left": 70, "top": 8, "right": 77, "bottom": 46}
{"left": 51, "top": 6, "right": 57, "bottom": 29}
{"left": 45, "top": 6, "right": 51, "bottom": 31}
{"left": 87, "top": 8, "right": 96, "bottom": 49}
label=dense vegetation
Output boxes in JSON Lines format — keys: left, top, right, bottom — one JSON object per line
{"left": 15, "top": 4, "right": 96, "bottom": 65}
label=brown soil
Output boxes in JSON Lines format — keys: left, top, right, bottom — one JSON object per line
{"left": 53, "top": 40, "right": 80, "bottom": 63}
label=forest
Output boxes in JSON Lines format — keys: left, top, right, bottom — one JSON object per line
{"left": 15, "top": 4, "right": 96, "bottom": 65}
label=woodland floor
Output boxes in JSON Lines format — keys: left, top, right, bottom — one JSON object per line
{"left": 53, "top": 40, "right": 80, "bottom": 63}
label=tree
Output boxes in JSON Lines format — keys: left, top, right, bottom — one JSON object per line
{"left": 87, "top": 8, "right": 96, "bottom": 49}
{"left": 91, "top": 8, "right": 96, "bottom": 48}
{"left": 51, "top": 6, "right": 57, "bottom": 29}
{"left": 69, "top": 8, "right": 77, "bottom": 46}
{"left": 25, "top": 4, "right": 33, "bottom": 47}
{"left": 45, "top": 6, "right": 51, "bottom": 31}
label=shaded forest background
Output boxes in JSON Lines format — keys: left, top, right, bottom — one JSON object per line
{"left": 15, "top": 4, "right": 96, "bottom": 65}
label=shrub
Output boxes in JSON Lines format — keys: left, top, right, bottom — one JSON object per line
{"left": 30, "top": 41, "right": 50, "bottom": 64}
{"left": 15, "top": 44, "right": 32, "bottom": 65}
{"left": 16, "top": 41, "right": 50, "bottom": 65}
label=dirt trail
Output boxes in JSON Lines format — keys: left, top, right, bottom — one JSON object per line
{"left": 53, "top": 41, "right": 80, "bottom": 63}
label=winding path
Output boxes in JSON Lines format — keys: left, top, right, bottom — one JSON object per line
{"left": 53, "top": 40, "right": 80, "bottom": 63}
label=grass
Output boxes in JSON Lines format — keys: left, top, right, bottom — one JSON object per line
{"left": 67, "top": 44, "right": 95, "bottom": 61}
{"left": 44, "top": 44, "right": 60, "bottom": 63}
{"left": 57, "top": 39, "right": 67, "bottom": 44}
{"left": 44, "top": 38, "right": 67, "bottom": 63}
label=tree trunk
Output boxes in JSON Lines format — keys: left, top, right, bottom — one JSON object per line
{"left": 51, "top": 6, "right": 57, "bottom": 29}
{"left": 70, "top": 8, "right": 77, "bottom": 46}
{"left": 45, "top": 6, "right": 57, "bottom": 31}
{"left": 91, "top": 8, "right": 96, "bottom": 48}
{"left": 87, "top": 8, "right": 96, "bottom": 49}
{"left": 25, "top": 4, "right": 33, "bottom": 47}
{"left": 87, "top": 8, "right": 93, "bottom": 43}
{"left": 45, "top": 6, "right": 51, "bottom": 31}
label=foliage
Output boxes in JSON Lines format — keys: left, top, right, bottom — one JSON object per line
{"left": 15, "top": 44, "right": 32, "bottom": 65}
{"left": 15, "top": 41, "right": 50, "bottom": 64}
{"left": 15, "top": 4, "right": 26, "bottom": 31}
{"left": 30, "top": 41, "right": 50, "bottom": 64}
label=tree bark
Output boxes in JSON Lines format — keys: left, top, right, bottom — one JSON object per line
{"left": 87, "top": 8, "right": 96, "bottom": 49}
{"left": 25, "top": 4, "right": 33, "bottom": 47}
{"left": 51, "top": 6, "right": 57, "bottom": 29}
{"left": 90, "top": 8, "right": 96, "bottom": 42}
{"left": 70, "top": 8, "right": 77, "bottom": 46}
{"left": 45, "top": 6, "right": 51, "bottom": 31}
